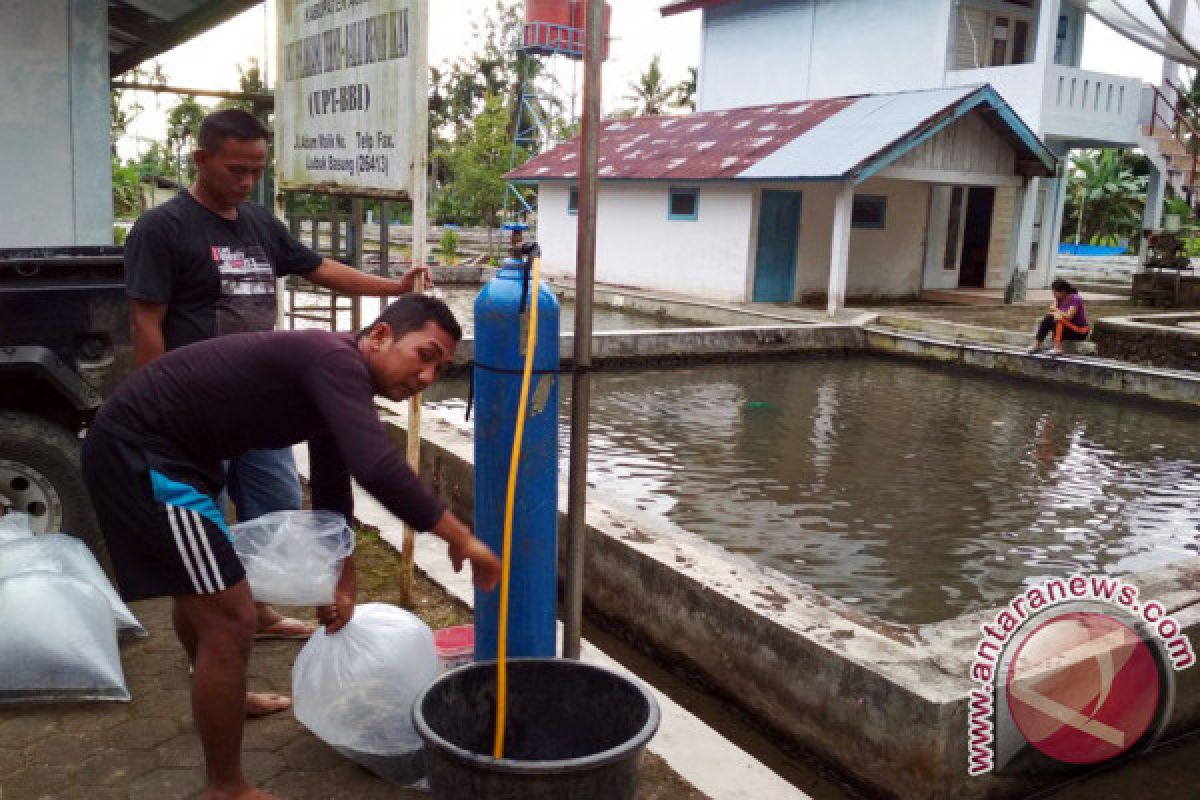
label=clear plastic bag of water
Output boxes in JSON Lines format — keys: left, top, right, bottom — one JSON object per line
{"left": 293, "top": 603, "right": 438, "bottom": 786}
{"left": 0, "top": 571, "right": 130, "bottom": 704}
{"left": 0, "top": 511, "right": 35, "bottom": 544}
{"left": 229, "top": 510, "right": 355, "bottom": 606}
{"left": 0, "top": 533, "right": 145, "bottom": 637}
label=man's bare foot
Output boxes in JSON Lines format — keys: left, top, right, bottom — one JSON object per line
{"left": 254, "top": 606, "right": 316, "bottom": 640}
{"left": 245, "top": 691, "right": 291, "bottom": 718}
{"left": 204, "top": 783, "right": 283, "bottom": 799}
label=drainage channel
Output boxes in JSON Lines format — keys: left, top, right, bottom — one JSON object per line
{"left": 579, "top": 617, "right": 869, "bottom": 799}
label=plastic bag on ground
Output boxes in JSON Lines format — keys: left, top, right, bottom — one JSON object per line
{"left": 229, "top": 510, "right": 354, "bottom": 606}
{"left": 0, "top": 511, "right": 35, "bottom": 544}
{"left": 0, "top": 571, "right": 130, "bottom": 704}
{"left": 293, "top": 603, "right": 438, "bottom": 786}
{"left": 0, "top": 533, "right": 145, "bottom": 637}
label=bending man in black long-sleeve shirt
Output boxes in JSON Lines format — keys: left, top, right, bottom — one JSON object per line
{"left": 82, "top": 295, "right": 500, "bottom": 800}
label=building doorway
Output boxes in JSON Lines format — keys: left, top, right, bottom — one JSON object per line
{"left": 958, "top": 187, "right": 995, "bottom": 288}
{"left": 752, "top": 190, "right": 803, "bottom": 302}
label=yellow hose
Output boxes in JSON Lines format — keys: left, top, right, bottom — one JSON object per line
{"left": 493, "top": 256, "right": 542, "bottom": 759}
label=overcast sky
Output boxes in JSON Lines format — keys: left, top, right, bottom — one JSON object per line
{"left": 116, "top": 0, "right": 1165, "bottom": 160}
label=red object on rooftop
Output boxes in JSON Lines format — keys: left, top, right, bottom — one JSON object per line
{"left": 522, "top": 0, "right": 610, "bottom": 60}
{"left": 525, "top": 0, "right": 572, "bottom": 33}
{"left": 570, "top": 0, "right": 612, "bottom": 60}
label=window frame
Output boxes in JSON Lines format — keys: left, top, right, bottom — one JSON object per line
{"left": 851, "top": 194, "right": 888, "bottom": 230}
{"left": 667, "top": 187, "right": 700, "bottom": 221}
{"left": 567, "top": 186, "right": 579, "bottom": 216}
{"left": 952, "top": 3, "right": 1035, "bottom": 69}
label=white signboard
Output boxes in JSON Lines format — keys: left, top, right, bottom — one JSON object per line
{"left": 276, "top": 0, "right": 427, "bottom": 196}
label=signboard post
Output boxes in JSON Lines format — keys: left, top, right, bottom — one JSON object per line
{"left": 277, "top": 0, "right": 429, "bottom": 606}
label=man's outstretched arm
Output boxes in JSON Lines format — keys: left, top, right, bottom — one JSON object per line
{"left": 305, "top": 259, "right": 432, "bottom": 297}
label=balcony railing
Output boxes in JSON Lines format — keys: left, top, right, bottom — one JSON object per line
{"left": 1040, "top": 65, "right": 1143, "bottom": 143}
{"left": 947, "top": 64, "right": 1145, "bottom": 144}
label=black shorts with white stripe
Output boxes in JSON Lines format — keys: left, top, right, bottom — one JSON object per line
{"left": 82, "top": 425, "right": 246, "bottom": 602}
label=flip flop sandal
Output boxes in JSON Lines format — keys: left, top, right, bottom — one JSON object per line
{"left": 255, "top": 616, "right": 317, "bottom": 640}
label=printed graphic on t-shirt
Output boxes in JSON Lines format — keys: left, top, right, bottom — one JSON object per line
{"left": 212, "top": 244, "right": 278, "bottom": 335}
{"left": 213, "top": 245, "right": 275, "bottom": 296}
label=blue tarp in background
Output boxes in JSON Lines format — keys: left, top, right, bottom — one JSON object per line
{"left": 1058, "top": 243, "right": 1128, "bottom": 256}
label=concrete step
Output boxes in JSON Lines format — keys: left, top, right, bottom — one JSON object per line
{"left": 1162, "top": 153, "right": 1199, "bottom": 172}
{"left": 1152, "top": 136, "right": 1193, "bottom": 158}
{"left": 875, "top": 314, "right": 1099, "bottom": 355}
{"left": 919, "top": 289, "right": 1001, "bottom": 305}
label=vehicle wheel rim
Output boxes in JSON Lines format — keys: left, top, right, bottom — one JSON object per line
{"left": 0, "top": 459, "right": 62, "bottom": 534}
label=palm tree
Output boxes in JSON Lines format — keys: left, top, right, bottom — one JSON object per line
{"left": 623, "top": 55, "right": 674, "bottom": 117}
{"left": 675, "top": 67, "right": 698, "bottom": 112}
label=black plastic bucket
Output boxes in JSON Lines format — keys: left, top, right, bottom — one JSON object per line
{"left": 413, "top": 658, "right": 660, "bottom": 799}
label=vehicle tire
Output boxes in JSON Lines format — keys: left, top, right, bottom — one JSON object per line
{"left": 0, "top": 410, "right": 112, "bottom": 576}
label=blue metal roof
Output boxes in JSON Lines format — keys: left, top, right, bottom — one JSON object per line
{"left": 741, "top": 85, "right": 1056, "bottom": 183}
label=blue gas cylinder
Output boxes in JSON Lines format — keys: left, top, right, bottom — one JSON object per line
{"left": 473, "top": 258, "right": 560, "bottom": 660}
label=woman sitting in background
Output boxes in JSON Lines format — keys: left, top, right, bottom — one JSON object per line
{"left": 1029, "top": 279, "right": 1090, "bottom": 355}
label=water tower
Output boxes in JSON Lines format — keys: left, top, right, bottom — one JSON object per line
{"left": 507, "top": 0, "right": 611, "bottom": 218}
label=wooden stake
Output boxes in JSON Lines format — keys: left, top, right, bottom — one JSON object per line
{"left": 398, "top": 277, "right": 424, "bottom": 609}
{"left": 398, "top": 5, "right": 431, "bottom": 606}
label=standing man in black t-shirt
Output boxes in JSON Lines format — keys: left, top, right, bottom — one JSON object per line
{"left": 124, "top": 109, "right": 430, "bottom": 655}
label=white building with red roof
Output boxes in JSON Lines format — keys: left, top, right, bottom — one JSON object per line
{"left": 510, "top": 85, "right": 1055, "bottom": 309}
{"left": 510, "top": 0, "right": 1191, "bottom": 310}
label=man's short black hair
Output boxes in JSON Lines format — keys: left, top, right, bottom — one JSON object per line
{"left": 197, "top": 109, "right": 270, "bottom": 153}
{"left": 364, "top": 293, "right": 462, "bottom": 342}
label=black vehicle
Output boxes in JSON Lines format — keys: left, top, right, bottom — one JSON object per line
{"left": 0, "top": 246, "right": 132, "bottom": 566}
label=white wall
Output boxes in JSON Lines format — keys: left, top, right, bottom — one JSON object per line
{"left": 794, "top": 178, "right": 930, "bottom": 299}
{"left": 698, "top": 0, "right": 950, "bottom": 111}
{"left": 537, "top": 183, "right": 756, "bottom": 302}
{"left": 805, "top": 0, "right": 950, "bottom": 100}
{"left": 537, "top": 177, "right": 929, "bottom": 302}
{"left": 0, "top": 0, "right": 112, "bottom": 247}
{"left": 944, "top": 63, "right": 1047, "bottom": 131}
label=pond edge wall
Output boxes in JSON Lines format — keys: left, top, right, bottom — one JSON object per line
{"left": 384, "top": 324, "right": 1200, "bottom": 799}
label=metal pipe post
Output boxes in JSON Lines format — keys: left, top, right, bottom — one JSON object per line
{"left": 350, "top": 197, "right": 364, "bottom": 332}
{"left": 380, "top": 201, "right": 391, "bottom": 279}
{"left": 563, "top": 0, "right": 604, "bottom": 660}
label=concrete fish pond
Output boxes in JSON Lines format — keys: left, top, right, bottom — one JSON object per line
{"left": 1094, "top": 312, "right": 1200, "bottom": 370}
{"left": 377, "top": 323, "right": 1200, "bottom": 799}
{"left": 422, "top": 355, "right": 1200, "bottom": 625}
{"left": 285, "top": 284, "right": 704, "bottom": 335}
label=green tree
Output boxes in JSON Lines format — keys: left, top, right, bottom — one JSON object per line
{"left": 136, "top": 142, "right": 176, "bottom": 180}
{"left": 111, "top": 156, "right": 142, "bottom": 218}
{"left": 110, "top": 62, "right": 166, "bottom": 155}
{"left": 675, "top": 67, "right": 698, "bottom": 112}
{"left": 438, "top": 96, "right": 519, "bottom": 254}
{"left": 430, "top": 1, "right": 527, "bottom": 139}
{"left": 110, "top": 62, "right": 166, "bottom": 215}
{"left": 428, "top": 0, "right": 564, "bottom": 220}
{"left": 165, "top": 95, "right": 210, "bottom": 184}
{"left": 1063, "top": 149, "right": 1148, "bottom": 247}
{"left": 622, "top": 54, "right": 675, "bottom": 117}
{"left": 217, "top": 58, "right": 268, "bottom": 114}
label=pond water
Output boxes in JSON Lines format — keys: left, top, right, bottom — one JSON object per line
{"left": 423, "top": 355, "right": 1200, "bottom": 624}
{"left": 285, "top": 286, "right": 695, "bottom": 335}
